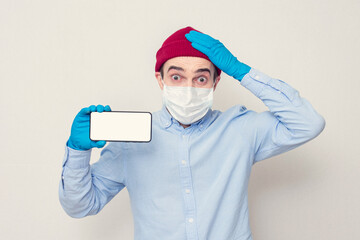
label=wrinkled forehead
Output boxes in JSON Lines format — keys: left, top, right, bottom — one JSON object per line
{"left": 163, "top": 56, "right": 214, "bottom": 73}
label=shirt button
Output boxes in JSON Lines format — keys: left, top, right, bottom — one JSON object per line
{"left": 182, "top": 160, "right": 186, "bottom": 165}
{"left": 188, "top": 218, "right": 194, "bottom": 223}
{"left": 182, "top": 135, "right": 186, "bottom": 139}
{"left": 62, "top": 176, "right": 64, "bottom": 179}
{"left": 254, "top": 75, "right": 260, "bottom": 80}
{"left": 185, "top": 189, "right": 190, "bottom": 193}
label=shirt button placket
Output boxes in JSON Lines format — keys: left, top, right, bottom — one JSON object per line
{"left": 179, "top": 133, "right": 199, "bottom": 240}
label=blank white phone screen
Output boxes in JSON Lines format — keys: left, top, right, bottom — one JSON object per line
{"left": 90, "top": 111, "right": 152, "bottom": 142}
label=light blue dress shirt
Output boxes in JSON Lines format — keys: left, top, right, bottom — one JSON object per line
{"left": 59, "top": 67, "right": 325, "bottom": 240}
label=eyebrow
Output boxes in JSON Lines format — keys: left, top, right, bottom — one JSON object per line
{"left": 167, "top": 65, "right": 211, "bottom": 75}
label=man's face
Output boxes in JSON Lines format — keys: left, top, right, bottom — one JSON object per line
{"left": 155, "top": 56, "right": 220, "bottom": 90}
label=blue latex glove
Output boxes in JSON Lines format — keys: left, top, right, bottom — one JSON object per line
{"left": 185, "top": 30, "right": 251, "bottom": 82}
{"left": 67, "top": 104, "right": 111, "bottom": 151}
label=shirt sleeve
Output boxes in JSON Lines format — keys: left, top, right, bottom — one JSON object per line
{"left": 240, "top": 67, "right": 326, "bottom": 164}
{"left": 58, "top": 141, "right": 126, "bottom": 218}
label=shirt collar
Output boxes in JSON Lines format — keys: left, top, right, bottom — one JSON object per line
{"left": 159, "top": 104, "right": 213, "bottom": 131}
{"left": 159, "top": 104, "right": 173, "bottom": 128}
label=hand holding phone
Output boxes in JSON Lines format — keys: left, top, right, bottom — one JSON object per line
{"left": 67, "top": 105, "right": 111, "bottom": 151}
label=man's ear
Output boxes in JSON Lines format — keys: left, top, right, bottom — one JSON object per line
{"left": 155, "top": 72, "right": 164, "bottom": 90}
{"left": 213, "top": 76, "right": 221, "bottom": 91}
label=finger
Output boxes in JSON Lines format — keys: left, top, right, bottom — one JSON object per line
{"left": 95, "top": 140, "right": 106, "bottom": 148}
{"left": 104, "top": 105, "right": 111, "bottom": 111}
{"left": 97, "top": 104, "right": 104, "bottom": 113}
{"left": 90, "top": 140, "right": 99, "bottom": 148}
{"left": 186, "top": 34, "right": 213, "bottom": 49}
{"left": 191, "top": 42, "right": 211, "bottom": 56}
{"left": 186, "top": 31, "right": 216, "bottom": 48}
{"left": 89, "top": 105, "right": 96, "bottom": 112}
{"left": 185, "top": 33, "right": 211, "bottom": 48}
{"left": 79, "top": 106, "right": 90, "bottom": 115}
{"left": 189, "top": 30, "right": 217, "bottom": 42}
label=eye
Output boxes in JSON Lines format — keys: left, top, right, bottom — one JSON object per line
{"left": 197, "top": 76, "right": 207, "bottom": 83}
{"left": 171, "top": 75, "right": 181, "bottom": 81}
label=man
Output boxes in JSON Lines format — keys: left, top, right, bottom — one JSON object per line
{"left": 59, "top": 26, "right": 326, "bottom": 240}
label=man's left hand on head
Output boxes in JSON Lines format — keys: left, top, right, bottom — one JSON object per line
{"left": 185, "top": 30, "right": 251, "bottom": 82}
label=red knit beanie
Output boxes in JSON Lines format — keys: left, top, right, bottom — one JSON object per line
{"left": 155, "top": 26, "right": 222, "bottom": 76}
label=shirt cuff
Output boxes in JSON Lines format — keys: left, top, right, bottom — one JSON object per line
{"left": 62, "top": 144, "right": 92, "bottom": 169}
{"left": 240, "top": 68, "right": 271, "bottom": 94}
{"left": 240, "top": 67, "right": 298, "bottom": 104}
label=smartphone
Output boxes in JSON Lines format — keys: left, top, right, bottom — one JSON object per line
{"left": 90, "top": 111, "right": 152, "bottom": 142}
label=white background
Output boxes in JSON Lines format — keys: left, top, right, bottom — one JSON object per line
{"left": 0, "top": 0, "right": 359, "bottom": 239}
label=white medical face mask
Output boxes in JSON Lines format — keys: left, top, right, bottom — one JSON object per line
{"left": 161, "top": 79, "right": 214, "bottom": 125}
